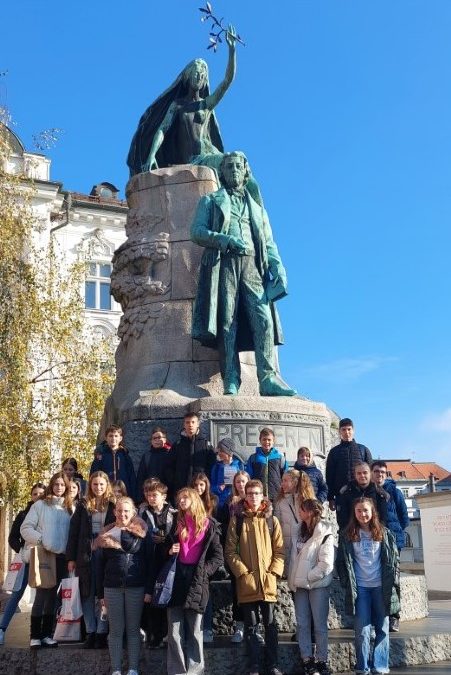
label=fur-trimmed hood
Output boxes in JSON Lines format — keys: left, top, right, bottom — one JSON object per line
{"left": 92, "top": 516, "right": 148, "bottom": 550}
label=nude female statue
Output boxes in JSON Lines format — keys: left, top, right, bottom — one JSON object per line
{"left": 126, "top": 27, "right": 237, "bottom": 176}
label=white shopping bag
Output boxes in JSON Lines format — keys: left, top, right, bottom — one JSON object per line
{"left": 53, "top": 614, "right": 81, "bottom": 642}
{"left": 60, "top": 573, "right": 83, "bottom": 620}
{"left": 2, "top": 552, "right": 25, "bottom": 593}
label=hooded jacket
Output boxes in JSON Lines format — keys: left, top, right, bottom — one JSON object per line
{"left": 225, "top": 499, "right": 284, "bottom": 604}
{"left": 383, "top": 478, "right": 409, "bottom": 549}
{"left": 94, "top": 516, "right": 152, "bottom": 597}
{"left": 245, "top": 446, "right": 288, "bottom": 502}
{"left": 336, "top": 526, "right": 400, "bottom": 617}
{"left": 90, "top": 441, "right": 137, "bottom": 501}
{"left": 20, "top": 497, "right": 73, "bottom": 556}
{"left": 293, "top": 462, "right": 328, "bottom": 503}
{"left": 288, "top": 519, "right": 334, "bottom": 592}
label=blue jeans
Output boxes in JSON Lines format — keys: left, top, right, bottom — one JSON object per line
{"left": 354, "top": 586, "right": 389, "bottom": 674}
{"left": 81, "top": 549, "right": 108, "bottom": 634}
{"left": 294, "top": 586, "right": 330, "bottom": 662}
{"left": 0, "top": 563, "right": 29, "bottom": 632}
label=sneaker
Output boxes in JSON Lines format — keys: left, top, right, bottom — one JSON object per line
{"left": 112, "top": 672, "right": 122, "bottom": 675}
{"left": 389, "top": 616, "right": 400, "bottom": 632}
{"left": 30, "top": 638, "right": 41, "bottom": 649}
{"left": 316, "top": 662, "right": 332, "bottom": 675}
{"left": 41, "top": 636, "right": 58, "bottom": 648}
{"left": 203, "top": 629, "right": 214, "bottom": 643}
{"left": 231, "top": 621, "right": 244, "bottom": 643}
{"left": 304, "top": 658, "right": 320, "bottom": 675}
{"left": 249, "top": 672, "right": 259, "bottom": 675}
{"left": 269, "top": 669, "right": 284, "bottom": 675}
{"left": 127, "top": 670, "right": 139, "bottom": 675}
{"left": 0, "top": 629, "right": 4, "bottom": 646}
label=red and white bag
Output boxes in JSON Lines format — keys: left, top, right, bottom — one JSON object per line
{"left": 59, "top": 573, "right": 83, "bottom": 620}
{"left": 53, "top": 614, "right": 81, "bottom": 642}
{"left": 2, "top": 552, "right": 25, "bottom": 593}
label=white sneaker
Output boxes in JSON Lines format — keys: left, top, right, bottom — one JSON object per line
{"left": 127, "top": 670, "right": 138, "bottom": 675}
{"left": 30, "top": 638, "right": 41, "bottom": 648}
{"left": 41, "top": 636, "right": 58, "bottom": 647}
{"left": 203, "top": 629, "right": 214, "bottom": 643}
{"left": 111, "top": 671, "right": 122, "bottom": 675}
{"left": 0, "top": 629, "right": 4, "bottom": 646}
{"left": 231, "top": 622, "right": 244, "bottom": 643}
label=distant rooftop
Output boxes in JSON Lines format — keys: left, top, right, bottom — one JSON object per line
{"left": 384, "top": 460, "right": 450, "bottom": 481}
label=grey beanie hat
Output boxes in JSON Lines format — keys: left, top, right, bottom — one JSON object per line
{"left": 217, "top": 437, "right": 235, "bottom": 456}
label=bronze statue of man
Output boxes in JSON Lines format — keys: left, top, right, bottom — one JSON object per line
{"left": 191, "top": 151, "right": 297, "bottom": 397}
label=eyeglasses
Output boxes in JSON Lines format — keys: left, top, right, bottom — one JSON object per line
{"left": 246, "top": 491, "right": 262, "bottom": 496}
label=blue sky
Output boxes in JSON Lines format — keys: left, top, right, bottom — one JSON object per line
{"left": 3, "top": 1, "right": 451, "bottom": 468}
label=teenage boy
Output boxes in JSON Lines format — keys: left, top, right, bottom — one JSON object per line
{"left": 90, "top": 424, "right": 137, "bottom": 500}
{"left": 325, "top": 417, "right": 372, "bottom": 511}
{"left": 210, "top": 438, "right": 244, "bottom": 508}
{"left": 166, "top": 413, "right": 215, "bottom": 500}
{"left": 225, "top": 479, "right": 284, "bottom": 675}
{"left": 140, "top": 479, "right": 177, "bottom": 648}
{"left": 246, "top": 428, "right": 287, "bottom": 502}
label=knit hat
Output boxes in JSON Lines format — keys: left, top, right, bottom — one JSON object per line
{"left": 217, "top": 437, "right": 235, "bottom": 456}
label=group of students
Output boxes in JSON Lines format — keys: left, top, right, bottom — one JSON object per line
{"left": 0, "top": 415, "right": 402, "bottom": 675}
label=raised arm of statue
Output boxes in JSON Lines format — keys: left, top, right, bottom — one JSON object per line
{"left": 205, "top": 25, "right": 237, "bottom": 111}
{"left": 144, "top": 102, "right": 178, "bottom": 171}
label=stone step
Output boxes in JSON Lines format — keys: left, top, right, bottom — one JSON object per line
{"left": 1, "top": 602, "right": 451, "bottom": 675}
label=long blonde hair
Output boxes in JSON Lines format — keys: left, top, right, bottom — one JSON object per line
{"left": 176, "top": 488, "right": 207, "bottom": 541}
{"left": 275, "top": 468, "right": 300, "bottom": 502}
{"left": 85, "top": 471, "right": 115, "bottom": 513}
{"left": 296, "top": 470, "right": 316, "bottom": 504}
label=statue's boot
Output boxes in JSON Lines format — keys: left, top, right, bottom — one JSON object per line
{"left": 259, "top": 375, "right": 297, "bottom": 397}
{"left": 223, "top": 382, "right": 239, "bottom": 395}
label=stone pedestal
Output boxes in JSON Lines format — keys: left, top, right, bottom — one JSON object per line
{"left": 104, "top": 166, "right": 338, "bottom": 460}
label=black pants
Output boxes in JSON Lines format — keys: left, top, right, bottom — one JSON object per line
{"left": 142, "top": 604, "right": 168, "bottom": 643}
{"left": 242, "top": 601, "right": 278, "bottom": 671}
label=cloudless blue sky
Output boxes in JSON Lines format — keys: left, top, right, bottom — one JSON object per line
{"left": 3, "top": 1, "right": 451, "bottom": 467}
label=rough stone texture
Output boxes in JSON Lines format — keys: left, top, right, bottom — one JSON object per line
{"left": 210, "top": 574, "right": 428, "bottom": 634}
{"left": 1, "top": 632, "right": 451, "bottom": 675}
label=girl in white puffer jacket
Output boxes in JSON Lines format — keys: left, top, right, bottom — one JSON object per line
{"left": 288, "top": 499, "right": 335, "bottom": 675}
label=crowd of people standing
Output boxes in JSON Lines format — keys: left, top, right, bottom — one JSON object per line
{"left": 0, "top": 415, "right": 409, "bottom": 675}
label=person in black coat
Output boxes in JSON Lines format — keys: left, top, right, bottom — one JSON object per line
{"left": 336, "top": 462, "right": 389, "bottom": 531}
{"left": 293, "top": 446, "right": 328, "bottom": 503}
{"left": 66, "top": 471, "right": 116, "bottom": 648}
{"left": 326, "top": 418, "right": 372, "bottom": 511}
{"left": 139, "top": 479, "right": 177, "bottom": 648}
{"left": 165, "top": 413, "right": 215, "bottom": 501}
{"left": 0, "top": 482, "right": 46, "bottom": 644}
{"left": 94, "top": 497, "right": 152, "bottom": 675}
{"left": 165, "top": 487, "right": 223, "bottom": 675}
{"left": 136, "top": 426, "right": 172, "bottom": 503}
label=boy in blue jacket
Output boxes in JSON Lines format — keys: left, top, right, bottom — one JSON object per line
{"left": 210, "top": 438, "right": 244, "bottom": 508}
{"left": 90, "top": 425, "right": 137, "bottom": 501}
{"left": 245, "top": 428, "right": 287, "bottom": 502}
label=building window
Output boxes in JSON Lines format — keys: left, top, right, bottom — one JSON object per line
{"left": 415, "top": 486, "right": 424, "bottom": 494}
{"left": 402, "top": 488, "right": 409, "bottom": 498}
{"left": 85, "top": 262, "right": 112, "bottom": 311}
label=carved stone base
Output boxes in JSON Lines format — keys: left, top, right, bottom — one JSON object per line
{"left": 121, "top": 393, "right": 338, "bottom": 467}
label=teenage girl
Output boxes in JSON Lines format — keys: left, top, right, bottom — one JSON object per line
{"left": 288, "top": 499, "right": 334, "bottom": 675}
{"left": 337, "top": 497, "right": 400, "bottom": 675}
{"left": 21, "top": 472, "right": 74, "bottom": 648}
{"left": 166, "top": 487, "right": 223, "bottom": 675}
{"left": 66, "top": 471, "right": 116, "bottom": 648}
